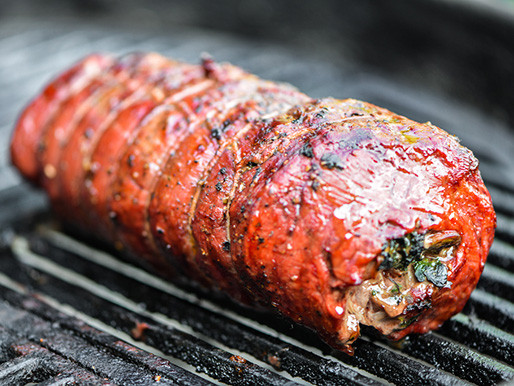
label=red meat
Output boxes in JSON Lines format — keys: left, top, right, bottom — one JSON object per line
{"left": 10, "top": 53, "right": 496, "bottom": 353}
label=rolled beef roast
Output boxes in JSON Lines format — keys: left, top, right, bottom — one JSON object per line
{"left": 10, "top": 53, "right": 496, "bottom": 353}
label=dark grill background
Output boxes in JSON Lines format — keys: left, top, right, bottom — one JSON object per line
{"left": 1, "top": 1, "right": 514, "bottom": 384}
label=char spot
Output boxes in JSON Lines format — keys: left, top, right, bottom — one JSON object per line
{"left": 222, "top": 241, "right": 231, "bottom": 252}
{"left": 127, "top": 154, "right": 135, "bottom": 167}
{"left": 339, "top": 128, "right": 373, "bottom": 150}
{"left": 211, "top": 128, "right": 221, "bottom": 140}
{"left": 202, "top": 56, "right": 217, "bottom": 78}
{"left": 320, "top": 153, "right": 344, "bottom": 170}
{"left": 84, "top": 128, "right": 94, "bottom": 139}
{"left": 315, "top": 106, "right": 329, "bottom": 118}
{"left": 300, "top": 143, "right": 314, "bottom": 158}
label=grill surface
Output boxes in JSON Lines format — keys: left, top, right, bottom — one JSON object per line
{"left": 1, "top": 2, "right": 514, "bottom": 385}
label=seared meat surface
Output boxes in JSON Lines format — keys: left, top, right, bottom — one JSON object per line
{"left": 10, "top": 53, "right": 496, "bottom": 353}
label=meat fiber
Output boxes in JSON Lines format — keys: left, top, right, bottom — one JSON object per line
{"left": 10, "top": 53, "right": 496, "bottom": 353}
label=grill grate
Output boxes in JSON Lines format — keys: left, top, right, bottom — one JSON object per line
{"left": 2, "top": 5, "right": 514, "bottom": 385}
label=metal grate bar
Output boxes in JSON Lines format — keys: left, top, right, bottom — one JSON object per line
{"left": 5, "top": 227, "right": 503, "bottom": 385}
{"left": 32, "top": 228, "right": 473, "bottom": 386}
{"left": 487, "top": 239, "right": 514, "bottom": 271}
{"left": 399, "top": 332, "right": 514, "bottom": 385}
{"left": 37, "top": 374, "right": 89, "bottom": 386}
{"left": 0, "top": 243, "right": 310, "bottom": 386}
{"left": 494, "top": 213, "right": 514, "bottom": 244}
{"left": 33, "top": 229, "right": 392, "bottom": 385}
{"left": 0, "top": 292, "right": 215, "bottom": 385}
{"left": 477, "top": 264, "right": 514, "bottom": 303}
{"left": 0, "top": 300, "right": 207, "bottom": 386}
{"left": 488, "top": 186, "right": 514, "bottom": 217}
{"left": 0, "top": 353, "right": 56, "bottom": 384}
{"left": 437, "top": 313, "right": 514, "bottom": 366}
{"left": 466, "top": 289, "right": 514, "bottom": 334}
{"left": 0, "top": 340, "right": 111, "bottom": 385}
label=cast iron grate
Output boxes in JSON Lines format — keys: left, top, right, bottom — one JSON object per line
{"left": 1, "top": 8, "right": 514, "bottom": 386}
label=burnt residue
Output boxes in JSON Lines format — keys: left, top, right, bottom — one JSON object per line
{"left": 300, "top": 143, "right": 314, "bottom": 158}
{"left": 339, "top": 128, "right": 373, "bottom": 150}
{"left": 211, "top": 128, "right": 222, "bottom": 140}
{"left": 127, "top": 154, "right": 135, "bottom": 167}
{"left": 320, "top": 153, "right": 344, "bottom": 170}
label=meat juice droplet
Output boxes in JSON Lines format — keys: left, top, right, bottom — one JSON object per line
{"left": 334, "top": 206, "right": 346, "bottom": 220}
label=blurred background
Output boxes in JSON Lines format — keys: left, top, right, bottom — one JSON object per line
{"left": 1, "top": 0, "right": 514, "bottom": 190}
{"left": 1, "top": 2, "right": 514, "bottom": 384}
{"left": 2, "top": 0, "right": 514, "bottom": 211}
